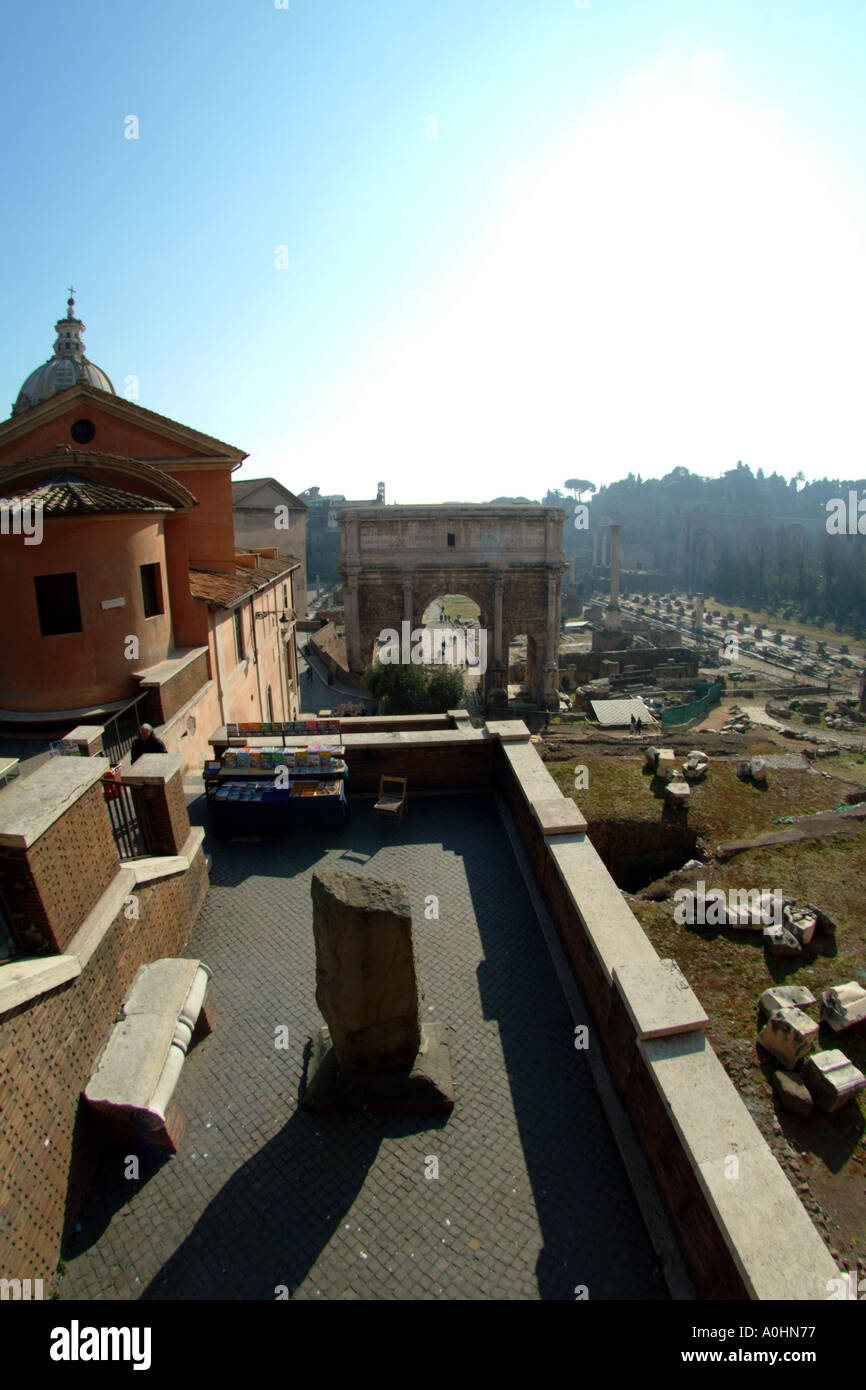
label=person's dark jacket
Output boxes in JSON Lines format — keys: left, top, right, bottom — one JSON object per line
{"left": 130, "top": 733, "right": 168, "bottom": 763}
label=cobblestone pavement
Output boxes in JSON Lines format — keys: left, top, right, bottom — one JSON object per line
{"left": 61, "top": 794, "right": 668, "bottom": 1301}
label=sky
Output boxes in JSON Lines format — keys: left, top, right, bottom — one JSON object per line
{"left": 3, "top": 0, "right": 866, "bottom": 503}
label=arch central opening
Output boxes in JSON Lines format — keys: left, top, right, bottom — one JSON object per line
{"left": 419, "top": 593, "right": 485, "bottom": 680}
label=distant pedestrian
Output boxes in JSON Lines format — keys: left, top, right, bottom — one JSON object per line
{"left": 636, "top": 716, "right": 643, "bottom": 734}
{"left": 630, "top": 713, "right": 636, "bottom": 733}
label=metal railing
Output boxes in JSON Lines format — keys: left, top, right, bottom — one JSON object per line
{"left": 101, "top": 693, "right": 151, "bottom": 765}
{"left": 102, "top": 778, "right": 155, "bottom": 860}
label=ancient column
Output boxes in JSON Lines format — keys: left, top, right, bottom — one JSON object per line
{"left": 401, "top": 573, "right": 414, "bottom": 628}
{"left": 610, "top": 525, "right": 621, "bottom": 604}
{"left": 604, "top": 525, "right": 622, "bottom": 631}
{"left": 492, "top": 572, "right": 504, "bottom": 666}
{"left": 542, "top": 571, "right": 562, "bottom": 704}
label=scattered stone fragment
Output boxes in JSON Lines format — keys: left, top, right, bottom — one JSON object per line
{"left": 664, "top": 780, "right": 691, "bottom": 807}
{"left": 771, "top": 1069, "right": 814, "bottom": 1117}
{"left": 643, "top": 745, "right": 660, "bottom": 770}
{"left": 682, "top": 752, "right": 709, "bottom": 782}
{"left": 750, "top": 757, "right": 768, "bottom": 784}
{"left": 757, "top": 1007, "right": 819, "bottom": 1070}
{"left": 736, "top": 760, "right": 751, "bottom": 780}
{"left": 802, "top": 1050, "right": 866, "bottom": 1113}
{"left": 821, "top": 982, "right": 866, "bottom": 1033}
{"left": 656, "top": 748, "right": 677, "bottom": 776}
{"left": 763, "top": 923, "right": 802, "bottom": 957}
{"left": 784, "top": 906, "right": 818, "bottom": 946}
{"left": 760, "top": 985, "right": 817, "bottom": 1018}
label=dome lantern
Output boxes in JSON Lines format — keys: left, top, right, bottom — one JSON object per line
{"left": 11, "top": 290, "right": 116, "bottom": 416}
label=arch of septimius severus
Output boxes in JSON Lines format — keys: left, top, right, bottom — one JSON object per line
{"left": 338, "top": 504, "right": 568, "bottom": 708}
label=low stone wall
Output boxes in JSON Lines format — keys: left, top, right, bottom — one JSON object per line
{"left": 137, "top": 648, "right": 211, "bottom": 725}
{"left": 344, "top": 731, "right": 495, "bottom": 794}
{"left": 491, "top": 726, "right": 839, "bottom": 1300}
{"left": 0, "top": 756, "right": 209, "bottom": 1290}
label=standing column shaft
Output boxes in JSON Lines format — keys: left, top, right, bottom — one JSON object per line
{"left": 609, "top": 525, "right": 621, "bottom": 606}
{"left": 493, "top": 576, "right": 504, "bottom": 665}
{"left": 402, "top": 576, "right": 413, "bottom": 627}
{"left": 344, "top": 576, "right": 362, "bottom": 673}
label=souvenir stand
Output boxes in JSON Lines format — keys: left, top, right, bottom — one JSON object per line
{"left": 207, "top": 719, "right": 349, "bottom": 836}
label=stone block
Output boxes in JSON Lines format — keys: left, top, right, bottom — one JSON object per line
{"left": 784, "top": 905, "right": 817, "bottom": 945}
{"left": 759, "top": 985, "right": 816, "bottom": 1018}
{"left": 311, "top": 867, "right": 421, "bottom": 1070}
{"left": 821, "top": 982, "right": 866, "bottom": 1033}
{"left": 757, "top": 1008, "right": 819, "bottom": 1070}
{"left": 763, "top": 924, "right": 802, "bottom": 957}
{"left": 807, "top": 904, "right": 837, "bottom": 937}
{"left": 304, "top": 1021, "right": 454, "bottom": 1113}
{"left": 665, "top": 780, "right": 691, "bottom": 806}
{"left": 83, "top": 958, "right": 212, "bottom": 1151}
{"left": 802, "top": 1050, "right": 866, "bottom": 1113}
{"left": 771, "top": 1070, "right": 814, "bottom": 1117}
{"left": 656, "top": 748, "right": 677, "bottom": 775}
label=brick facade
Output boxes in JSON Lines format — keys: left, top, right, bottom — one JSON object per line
{"left": 0, "top": 764, "right": 209, "bottom": 1289}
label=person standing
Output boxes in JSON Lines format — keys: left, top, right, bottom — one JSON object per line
{"left": 130, "top": 723, "right": 167, "bottom": 763}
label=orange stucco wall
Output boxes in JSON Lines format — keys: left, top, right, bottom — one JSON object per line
{"left": 210, "top": 588, "right": 296, "bottom": 725}
{"left": 0, "top": 398, "right": 240, "bottom": 573}
{"left": 0, "top": 517, "right": 173, "bottom": 711}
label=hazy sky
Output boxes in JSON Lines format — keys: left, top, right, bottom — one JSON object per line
{"left": 3, "top": 0, "right": 866, "bottom": 502}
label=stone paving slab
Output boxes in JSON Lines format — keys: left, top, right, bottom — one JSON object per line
{"left": 60, "top": 795, "right": 667, "bottom": 1302}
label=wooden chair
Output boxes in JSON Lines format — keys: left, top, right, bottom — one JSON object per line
{"left": 374, "top": 775, "right": 408, "bottom": 825}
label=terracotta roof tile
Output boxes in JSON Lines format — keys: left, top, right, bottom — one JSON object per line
{"left": 0, "top": 472, "right": 172, "bottom": 515}
{"left": 189, "top": 555, "right": 296, "bottom": 608}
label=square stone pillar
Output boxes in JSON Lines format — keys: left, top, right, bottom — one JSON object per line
{"left": 121, "top": 755, "right": 190, "bottom": 857}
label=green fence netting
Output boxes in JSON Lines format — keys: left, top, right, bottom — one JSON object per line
{"left": 660, "top": 682, "right": 722, "bottom": 728}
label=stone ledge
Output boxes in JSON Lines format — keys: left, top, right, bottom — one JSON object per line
{"left": 0, "top": 954, "right": 81, "bottom": 1016}
{"left": 547, "top": 836, "right": 659, "bottom": 983}
{"left": 614, "top": 958, "right": 708, "bottom": 1040}
{"left": 532, "top": 796, "right": 587, "bottom": 835}
{"left": 639, "top": 1031, "right": 839, "bottom": 1299}
{"left": 485, "top": 719, "right": 531, "bottom": 742}
{"left": 0, "top": 756, "right": 111, "bottom": 848}
{"left": 66, "top": 868, "right": 138, "bottom": 969}
{"left": 121, "top": 753, "right": 185, "bottom": 786}
{"left": 126, "top": 826, "right": 206, "bottom": 884}
{"left": 133, "top": 646, "right": 209, "bottom": 689}
{"left": 63, "top": 725, "right": 105, "bottom": 755}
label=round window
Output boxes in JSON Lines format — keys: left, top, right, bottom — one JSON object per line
{"left": 70, "top": 419, "right": 95, "bottom": 444}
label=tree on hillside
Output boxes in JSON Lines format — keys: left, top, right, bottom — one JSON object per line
{"left": 564, "top": 478, "right": 596, "bottom": 501}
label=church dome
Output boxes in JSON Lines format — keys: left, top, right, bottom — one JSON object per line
{"left": 12, "top": 291, "right": 116, "bottom": 416}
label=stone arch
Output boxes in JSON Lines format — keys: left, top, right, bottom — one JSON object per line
{"left": 338, "top": 505, "right": 568, "bottom": 707}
